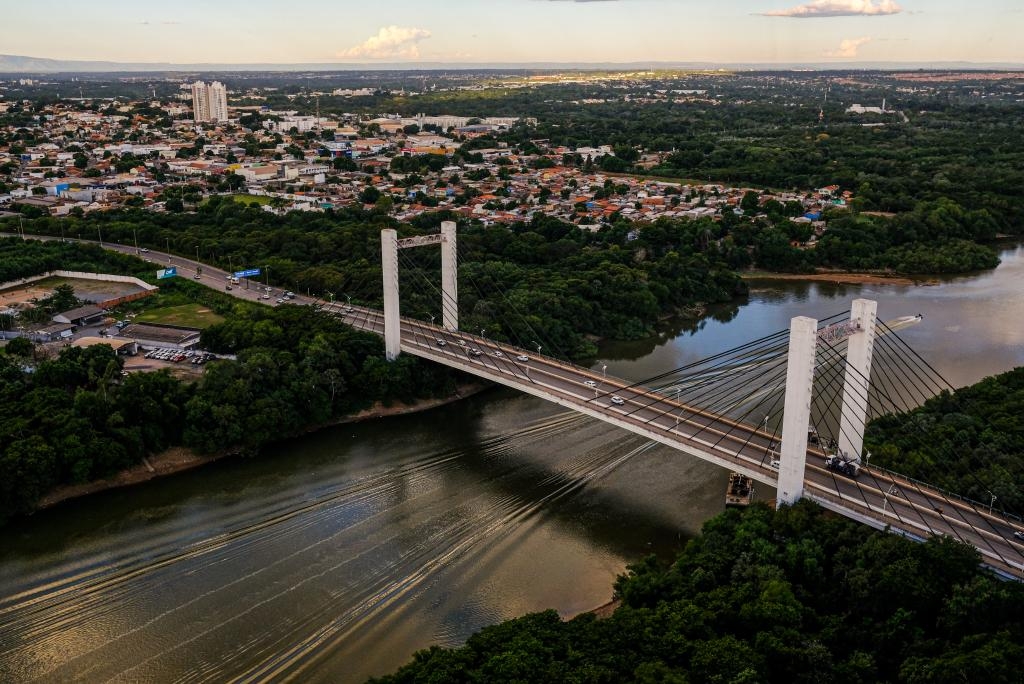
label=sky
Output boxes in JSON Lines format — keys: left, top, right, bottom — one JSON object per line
{"left": 5, "top": 0, "right": 1022, "bottom": 65}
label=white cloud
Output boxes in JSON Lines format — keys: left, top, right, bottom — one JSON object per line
{"left": 761, "top": 0, "right": 902, "bottom": 18}
{"left": 337, "top": 26, "right": 432, "bottom": 60}
{"left": 825, "top": 37, "right": 872, "bottom": 57}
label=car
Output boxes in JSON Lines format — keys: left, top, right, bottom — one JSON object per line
{"left": 610, "top": 395, "right": 625, "bottom": 406}
{"left": 457, "top": 340, "right": 467, "bottom": 347}
{"left": 140, "top": 248, "right": 149, "bottom": 253}
{"left": 193, "top": 274, "right": 201, "bottom": 280}
{"left": 435, "top": 339, "right": 446, "bottom": 347}
{"left": 1014, "top": 531, "right": 1024, "bottom": 542}
{"left": 276, "top": 298, "right": 285, "bottom": 304}
{"left": 469, "top": 349, "right": 482, "bottom": 357}
{"left": 770, "top": 459, "right": 781, "bottom": 470}
{"left": 583, "top": 380, "right": 597, "bottom": 388}
{"left": 225, "top": 285, "right": 233, "bottom": 291}
{"left": 261, "top": 294, "right": 270, "bottom": 300}
{"left": 516, "top": 355, "right": 530, "bottom": 362}
{"left": 492, "top": 351, "right": 504, "bottom": 358}
{"left": 284, "top": 291, "right": 294, "bottom": 297}
{"left": 344, "top": 306, "right": 354, "bottom": 313}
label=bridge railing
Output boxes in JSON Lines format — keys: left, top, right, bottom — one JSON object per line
{"left": 866, "top": 463, "right": 1023, "bottom": 523}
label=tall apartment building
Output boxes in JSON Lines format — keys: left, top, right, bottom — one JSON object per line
{"left": 191, "top": 81, "right": 229, "bottom": 122}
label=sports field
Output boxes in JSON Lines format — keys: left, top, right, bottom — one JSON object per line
{"left": 133, "top": 304, "right": 224, "bottom": 329}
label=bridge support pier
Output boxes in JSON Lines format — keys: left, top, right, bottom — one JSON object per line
{"left": 441, "top": 221, "right": 458, "bottom": 330}
{"left": 838, "top": 298, "right": 877, "bottom": 463}
{"left": 381, "top": 228, "right": 401, "bottom": 361}
{"left": 777, "top": 316, "right": 818, "bottom": 507}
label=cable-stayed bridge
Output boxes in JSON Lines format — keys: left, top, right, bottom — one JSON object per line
{"left": 353, "top": 224, "right": 1024, "bottom": 579}
{"left": 9, "top": 230, "right": 1024, "bottom": 579}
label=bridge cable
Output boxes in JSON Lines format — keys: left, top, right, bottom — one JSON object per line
{"left": 812, "top": 339, "right": 954, "bottom": 545}
{"left": 870, "top": 333, "right": 1024, "bottom": 529}
{"left": 396, "top": 247, "right": 531, "bottom": 380}
{"left": 815, "top": 337, "right": 1018, "bottom": 565}
{"left": 454, "top": 247, "right": 573, "bottom": 363}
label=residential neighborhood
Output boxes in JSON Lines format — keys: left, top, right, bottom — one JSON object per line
{"left": 0, "top": 79, "right": 849, "bottom": 241}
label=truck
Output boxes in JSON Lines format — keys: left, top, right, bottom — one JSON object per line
{"left": 825, "top": 449, "right": 860, "bottom": 478}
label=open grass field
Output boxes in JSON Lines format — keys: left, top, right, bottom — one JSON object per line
{"left": 134, "top": 303, "right": 224, "bottom": 329}
{"left": 210, "top": 193, "right": 273, "bottom": 206}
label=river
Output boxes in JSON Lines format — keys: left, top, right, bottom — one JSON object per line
{"left": 2, "top": 244, "right": 1023, "bottom": 683}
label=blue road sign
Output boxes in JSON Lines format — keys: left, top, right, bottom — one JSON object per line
{"left": 234, "top": 268, "right": 261, "bottom": 278}
{"left": 156, "top": 267, "right": 177, "bottom": 279}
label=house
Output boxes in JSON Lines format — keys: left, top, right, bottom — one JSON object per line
{"left": 71, "top": 336, "right": 138, "bottom": 355}
{"left": 52, "top": 304, "right": 105, "bottom": 327}
{"left": 26, "top": 322, "right": 76, "bottom": 343}
{"left": 119, "top": 322, "right": 201, "bottom": 350}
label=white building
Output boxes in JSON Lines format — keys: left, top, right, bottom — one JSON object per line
{"left": 191, "top": 81, "right": 229, "bottom": 122}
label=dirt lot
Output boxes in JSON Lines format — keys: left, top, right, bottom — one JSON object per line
{"left": 0, "top": 276, "right": 145, "bottom": 308}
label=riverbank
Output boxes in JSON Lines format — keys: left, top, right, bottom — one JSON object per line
{"left": 36, "top": 381, "right": 492, "bottom": 510}
{"left": 741, "top": 269, "right": 927, "bottom": 286}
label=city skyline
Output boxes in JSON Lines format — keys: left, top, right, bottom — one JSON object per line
{"left": 4, "top": 0, "right": 1021, "bottom": 67}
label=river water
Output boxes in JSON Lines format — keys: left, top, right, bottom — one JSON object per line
{"left": 2, "top": 244, "right": 1023, "bottom": 683}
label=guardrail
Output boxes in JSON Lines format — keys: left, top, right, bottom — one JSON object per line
{"left": 867, "top": 463, "right": 1022, "bottom": 523}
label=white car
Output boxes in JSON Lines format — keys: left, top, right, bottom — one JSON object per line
{"left": 516, "top": 355, "right": 529, "bottom": 362}
{"left": 435, "top": 339, "right": 446, "bottom": 347}
{"left": 492, "top": 351, "right": 504, "bottom": 358}
{"left": 583, "top": 380, "right": 597, "bottom": 388}
{"left": 610, "top": 395, "right": 625, "bottom": 405}
{"left": 261, "top": 294, "right": 270, "bottom": 300}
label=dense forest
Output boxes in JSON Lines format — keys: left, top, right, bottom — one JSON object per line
{"left": 866, "top": 366, "right": 1024, "bottom": 514}
{"left": 373, "top": 501, "right": 1024, "bottom": 683}
{"left": 15, "top": 204, "right": 746, "bottom": 358}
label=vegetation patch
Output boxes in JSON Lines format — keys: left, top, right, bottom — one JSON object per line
{"left": 373, "top": 501, "right": 1024, "bottom": 684}
{"left": 134, "top": 303, "right": 225, "bottom": 329}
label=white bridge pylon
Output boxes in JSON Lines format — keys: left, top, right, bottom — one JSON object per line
{"left": 381, "top": 221, "right": 458, "bottom": 361}
{"left": 777, "top": 298, "right": 878, "bottom": 506}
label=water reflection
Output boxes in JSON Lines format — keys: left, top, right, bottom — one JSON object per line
{"left": 1, "top": 244, "right": 1021, "bottom": 683}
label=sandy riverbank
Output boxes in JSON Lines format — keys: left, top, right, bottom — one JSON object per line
{"left": 742, "top": 270, "right": 929, "bottom": 287}
{"left": 36, "top": 382, "right": 492, "bottom": 510}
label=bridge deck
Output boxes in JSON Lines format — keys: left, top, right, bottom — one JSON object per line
{"left": 329, "top": 303, "right": 1024, "bottom": 580}
{"left": 10, "top": 234, "right": 1023, "bottom": 580}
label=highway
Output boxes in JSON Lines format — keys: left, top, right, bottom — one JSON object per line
{"left": 7, "top": 232, "right": 1024, "bottom": 578}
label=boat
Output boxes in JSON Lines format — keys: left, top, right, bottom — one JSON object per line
{"left": 725, "top": 472, "right": 754, "bottom": 507}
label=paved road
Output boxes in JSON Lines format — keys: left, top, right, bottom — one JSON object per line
{"left": 8, "top": 232, "right": 1024, "bottom": 577}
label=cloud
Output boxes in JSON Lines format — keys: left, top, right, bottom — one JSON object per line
{"left": 761, "top": 0, "right": 902, "bottom": 18}
{"left": 337, "top": 26, "right": 432, "bottom": 60}
{"left": 825, "top": 37, "right": 872, "bottom": 57}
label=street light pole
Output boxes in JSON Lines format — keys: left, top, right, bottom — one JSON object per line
{"left": 166, "top": 237, "right": 171, "bottom": 262}
{"left": 989, "top": 492, "right": 997, "bottom": 516}
{"left": 602, "top": 364, "right": 607, "bottom": 378}
{"left": 133, "top": 229, "right": 139, "bottom": 254}
{"left": 883, "top": 484, "right": 899, "bottom": 517}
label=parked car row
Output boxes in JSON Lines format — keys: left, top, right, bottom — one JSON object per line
{"left": 144, "top": 348, "right": 214, "bottom": 365}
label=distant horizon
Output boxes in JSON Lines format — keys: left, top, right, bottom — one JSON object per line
{"left": 3, "top": 1, "right": 1021, "bottom": 68}
{"left": 2, "top": 53, "right": 1023, "bottom": 75}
